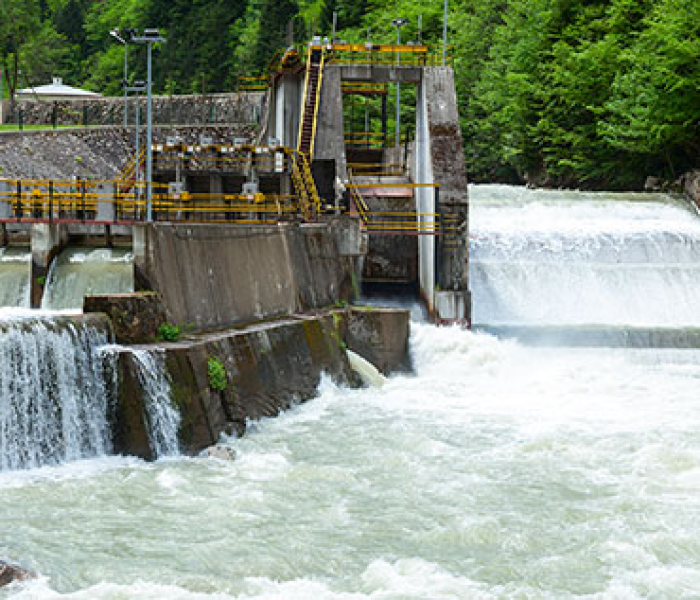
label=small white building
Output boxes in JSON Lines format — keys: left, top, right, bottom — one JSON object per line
{"left": 15, "top": 77, "right": 102, "bottom": 102}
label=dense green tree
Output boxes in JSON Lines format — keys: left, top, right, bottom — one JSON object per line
{"left": 0, "top": 0, "right": 41, "bottom": 98}
{"left": 0, "top": 0, "right": 699, "bottom": 188}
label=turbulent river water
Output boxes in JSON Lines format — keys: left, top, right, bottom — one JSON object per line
{"left": 3, "top": 185, "right": 700, "bottom": 598}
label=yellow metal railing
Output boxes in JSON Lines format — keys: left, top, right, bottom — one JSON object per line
{"left": 0, "top": 157, "right": 445, "bottom": 235}
{"left": 297, "top": 45, "right": 326, "bottom": 160}
{"left": 341, "top": 82, "right": 389, "bottom": 95}
{"left": 118, "top": 149, "right": 145, "bottom": 184}
{"left": 237, "top": 75, "right": 268, "bottom": 91}
{"left": 321, "top": 43, "right": 452, "bottom": 67}
{"left": 347, "top": 162, "right": 404, "bottom": 177}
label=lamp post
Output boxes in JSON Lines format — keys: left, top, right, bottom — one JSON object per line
{"left": 109, "top": 29, "right": 129, "bottom": 127}
{"left": 442, "top": 0, "right": 448, "bottom": 66}
{"left": 130, "top": 29, "right": 166, "bottom": 222}
{"left": 126, "top": 81, "right": 146, "bottom": 198}
{"left": 391, "top": 18, "right": 408, "bottom": 149}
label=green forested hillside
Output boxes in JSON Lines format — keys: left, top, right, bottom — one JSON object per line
{"left": 1, "top": 0, "right": 699, "bottom": 188}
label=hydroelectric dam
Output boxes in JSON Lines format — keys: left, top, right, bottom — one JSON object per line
{"left": 3, "top": 43, "right": 700, "bottom": 598}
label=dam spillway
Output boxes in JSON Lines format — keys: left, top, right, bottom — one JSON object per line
{"left": 41, "top": 247, "right": 134, "bottom": 311}
{"left": 4, "top": 187, "right": 700, "bottom": 596}
{"left": 469, "top": 185, "right": 700, "bottom": 343}
{"left": 0, "top": 247, "right": 30, "bottom": 308}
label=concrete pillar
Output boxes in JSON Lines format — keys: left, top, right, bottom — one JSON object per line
{"left": 415, "top": 67, "right": 471, "bottom": 325}
{"left": 415, "top": 72, "right": 436, "bottom": 317}
{"left": 96, "top": 182, "right": 116, "bottom": 222}
{"left": 131, "top": 223, "right": 153, "bottom": 292}
{"left": 210, "top": 174, "right": 223, "bottom": 199}
{"left": 0, "top": 180, "right": 11, "bottom": 219}
{"left": 30, "top": 223, "right": 68, "bottom": 308}
{"left": 271, "top": 74, "right": 302, "bottom": 149}
{"left": 314, "top": 66, "right": 347, "bottom": 180}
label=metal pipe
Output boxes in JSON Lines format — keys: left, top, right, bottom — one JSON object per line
{"left": 396, "top": 28, "right": 400, "bottom": 149}
{"left": 146, "top": 42, "right": 153, "bottom": 221}
{"left": 443, "top": 0, "right": 448, "bottom": 66}
{"left": 123, "top": 44, "right": 129, "bottom": 126}
{"left": 129, "top": 29, "right": 165, "bottom": 222}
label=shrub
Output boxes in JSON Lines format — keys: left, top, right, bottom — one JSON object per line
{"left": 157, "top": 322, "right": 182, "bottom": 342}
{"left": 208, "top": 357, "right": 227, "bottom": 392}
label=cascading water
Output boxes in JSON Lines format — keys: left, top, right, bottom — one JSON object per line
{"left": 0, "top": 312, "right": 113, "bottom": 471}
{"left": 128, "top": 349, "right": 181, "bottom": 458}
{"left": 0, "top": 247, "right": 30, "bottom": 308}
{"left": 6, "top": 185, "right": 700, "bottom": 598}
{"left": 41, "top": 247, "right": 134, "bottom": 311}
{"left": 470, "top": 185, "right": 700, "bottom": 335}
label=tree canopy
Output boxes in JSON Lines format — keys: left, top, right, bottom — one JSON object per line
{"left": 0, "top": 0, "right": 698, "bottom": 188}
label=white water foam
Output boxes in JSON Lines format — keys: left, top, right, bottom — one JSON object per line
{"left": 41, "top": 247, "right": 134, "bottom": 311}
{"left": 470, "top": 184, "right": 700, "bottom": 326}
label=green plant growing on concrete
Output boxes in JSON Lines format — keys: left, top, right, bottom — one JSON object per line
{"left": 157, "top": 322, "right": 182, "bottom": 342}
{"left": 208, "top": 357, "right": 227, "bottom": 392}
{"left": 330, "top": 314, "right": 347, "bottom": 351}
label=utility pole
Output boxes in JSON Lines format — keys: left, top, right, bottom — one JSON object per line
{"left": 126, "top": 81, "right": 147, "bottom": 198}
{"left": 130, "top": 29, "right": 166, "bottom": 222}
{"left": 443, "top": 0, "right": 448, "bottom": 66}
{"left": 391, "top": 18, "right": 408, "bottom": 149}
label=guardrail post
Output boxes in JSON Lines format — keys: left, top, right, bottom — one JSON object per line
{"left": 15, "top": 181, "right": 22, "bottom": 221}
{"left": 80, "top": 180, "right": 87, "bottom": 221}
{"left": 96, "top": 182, "right": 116, "bottom": 223}
{"left": 48, "top": 181, "right": 54, "bottom": 221}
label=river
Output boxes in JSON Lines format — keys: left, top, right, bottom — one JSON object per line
{"left": 2, "top": 185, "right": 700, "bottom": 598}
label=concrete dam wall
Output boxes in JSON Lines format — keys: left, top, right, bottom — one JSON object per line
{"left": 133, "top": 221, "right": 358, "bottom": 332}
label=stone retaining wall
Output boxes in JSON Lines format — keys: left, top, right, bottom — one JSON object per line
{"left": 1, "top": 92, "right": 265, "bottom": 127}
{"left": 112, "top": 314, "right": 358, "bottom": 458}
{"left": 0, "top": 124, "right": 258, "bottom": 180}
{"left": 109, "top": 307, "right": 410, "bottom": 458}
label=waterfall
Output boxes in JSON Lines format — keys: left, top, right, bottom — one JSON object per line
{"left": 41, "top": 247, "right": 134, "bottom": 311}
{"left": 470, "top": 185, "right": 700, "bottom": 329}
{"left": 0, "top": 247, "right": 30, "bottom": 308}
{"left": 128, "top": 349, "right": 181, "bottom": 459}
{"left": 0, "top": 314, "right": 113, "bottom": 471}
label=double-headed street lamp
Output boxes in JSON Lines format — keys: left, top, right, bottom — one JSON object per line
{"left": 109, "top": 29, "right": 130, "bottom": 128}
{"left": 391, "top": 18, "right": 408, "bottom": 149}
{"left": 129, "top": 29, "right": 166, "bottom": 222}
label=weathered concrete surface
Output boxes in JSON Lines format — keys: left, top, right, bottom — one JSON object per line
{"left": 0, "top": 125, "right": 258, "bottom": 180}
{"left": 113, "top": 314, "right": 358, "bottom": 458}
{"left": 0, "top": 561, "right": 33, "bottom": 588}
{"left": 315, "top": 66, "right": 347, "bottom": 179}
{"left": 133, "top": 222, "right": 354, "bottom": 332}
{"left": 415, "top": 67, "right": 470, "bottom": 324}
{"left": 4, "top": 92, "right": 264, "bottom": 127}
{"left": 84, "top": 292, "right": 167, "bottom": 344}
{"left": 338, "top": 65, "right": 422, "bottom": 83}
{"left": 344, "top": 307, "right": 410, "bottom": 375}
